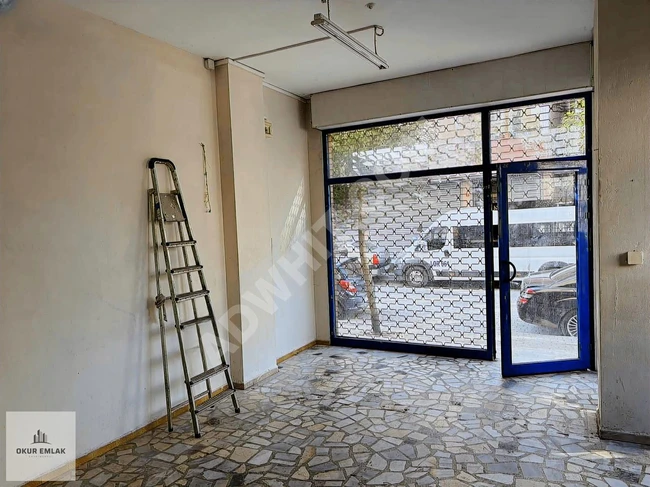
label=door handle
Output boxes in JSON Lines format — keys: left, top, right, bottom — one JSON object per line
{"left": 508, "top": 261, "right": 517, "bottom": 282}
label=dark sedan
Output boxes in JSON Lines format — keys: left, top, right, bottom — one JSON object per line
{"left": 516, "top": 265, "right": 578, "bottom": 337}
{"left": 334, "top": 257, "right": 367, "bottom": 319}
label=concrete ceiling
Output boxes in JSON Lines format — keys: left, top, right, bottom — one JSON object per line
{"left": 63, "top": 0, "right": 594, "bottom": 98}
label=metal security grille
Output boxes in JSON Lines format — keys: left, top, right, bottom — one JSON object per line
{"left": 328, "top": 113, "right": 482, "bottom": 178}
{"left": 324, "top": 95, "right": 590, "bottom": 360}
{"left": 330, "top": 173, "right": 488, "bottom": 350}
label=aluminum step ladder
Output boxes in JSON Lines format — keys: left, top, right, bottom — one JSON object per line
{"left": 148, "top": 157, "right": 239, "bottom": 438}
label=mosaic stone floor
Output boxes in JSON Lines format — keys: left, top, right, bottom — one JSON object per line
{"left": 54, "top": 346, "right": 650, "bottom": 487}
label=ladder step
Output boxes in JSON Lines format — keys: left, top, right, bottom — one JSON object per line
{"left": 175, "top": 290, "right": 209, "bottom": 302}
{"left": 188, "top": 364, "right": 229, "bottom": 386}
{"left": 171, "top": 265, "right": 203, "bottom": 275}
{"left": 166, "top": 240, "right": 196, "bottom": 248}
{"left": 180, "top": 315, "right": 212, "bottom": 330}
{"left": 195, "top": 388, "right": 235, "bottom": 413}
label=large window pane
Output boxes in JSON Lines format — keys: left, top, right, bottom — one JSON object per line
{"left": 327, "top": 113, "right": 482, "bottom": 178}
{"left": 491, "top": 98, "right": 586, "bottom": 163}
{"left": 329, "top": 173, "right": 488, "bottom": 350}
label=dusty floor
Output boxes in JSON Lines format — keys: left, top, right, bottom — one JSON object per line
{"left": 55, "top": 346, "right": 649, "bottom": 487}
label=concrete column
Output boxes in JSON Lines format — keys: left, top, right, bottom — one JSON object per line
{"left": 215, "top": 61, "right": 277, "bottom": 387}
{"left": 307, "top": 108, "right": 331, "bottom": 343}
{"left": 595, "top": 0, "right": 650, "bottom": 444}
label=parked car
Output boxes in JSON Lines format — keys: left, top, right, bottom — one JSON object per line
{"left": 516, "top": 264, "right": 578, "bottom": 336}
{"left": 334, "top": 257, "right": 367, "bottom": 319}
{"left": 333, "top": 235, "right": 390, "bottom": 273}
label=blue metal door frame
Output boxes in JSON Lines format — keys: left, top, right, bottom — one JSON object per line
{"left": 497, "top": 161, "right": 592, "bottom": 376}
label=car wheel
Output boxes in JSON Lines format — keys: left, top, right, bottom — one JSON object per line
{"left": 559, "top": 310, "right": 578, "bottom": 337}
{"left": 538, "top": 261, "right": 568, "bottom": 271}
{"left": 404, "top": 266, "right": 429, "bottom": 287}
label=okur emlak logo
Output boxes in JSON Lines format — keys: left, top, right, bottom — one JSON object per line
{"left": 16, "top": 429, "right": 67, "bottom": 455}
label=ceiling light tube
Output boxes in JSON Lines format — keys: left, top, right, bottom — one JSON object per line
{"left": 311, "top": 13, "right": 388, "bottom": 70}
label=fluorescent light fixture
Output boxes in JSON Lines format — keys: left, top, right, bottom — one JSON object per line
{"left": 311, "top": 13, "right": 388, "bottom": 70}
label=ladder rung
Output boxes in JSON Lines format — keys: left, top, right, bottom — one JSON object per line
{"left": 188, "top": 364, "right": 229, "bottom": 386}
{"left": 166, "top": 240, "right": 196, "bottom": 248}
{"left": 180, "top": 315, "right": 212, "bottom": 330}
{"left": 171, "top": 265, "right": 203, "bottom": 275}
{"left": 175, "top": 290, "right": 209, "bottom": 302}
{"left": 195, "top": 388, "right": 235, "bottom": 413}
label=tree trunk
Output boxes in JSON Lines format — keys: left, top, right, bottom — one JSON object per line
{"left": 356, "top": 186, "right": 381, "bottom": 335}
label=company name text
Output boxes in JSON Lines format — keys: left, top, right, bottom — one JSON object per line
{"left": 16, "top": 448, "right": 66, "bottom": 455}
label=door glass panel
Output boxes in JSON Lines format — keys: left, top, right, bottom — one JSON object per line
{"left": 504, "top": 171, "right": 579, "bottom": 364}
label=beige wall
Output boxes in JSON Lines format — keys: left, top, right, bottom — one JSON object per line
{"left": 216, "top": 63, "right": 277, "bottom": 386}
{"left": 217, "top": 65, "right": 317, "bottom": 384}
{"left": 263, "top": 88, "right": 316, "bottom": 357}
{"left": 0, "top": 0, "right": 229, "bottom": 478}
{"left": 595, "top": 0, "right": 650, "bottom": 442}
{"left": 311, "top": 42, "right": 592, "bottom": 129}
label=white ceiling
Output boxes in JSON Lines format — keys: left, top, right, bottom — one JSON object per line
{"left": 63, "top": 0, "right": 594, "bottom": 98}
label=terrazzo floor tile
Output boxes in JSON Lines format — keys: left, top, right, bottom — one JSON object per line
{"left": 51, "top": 346, "right": 649, "bottom": 486}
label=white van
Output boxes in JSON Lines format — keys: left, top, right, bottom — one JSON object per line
{"left": 388, "top": 206, "right": 576, "bottom": 286}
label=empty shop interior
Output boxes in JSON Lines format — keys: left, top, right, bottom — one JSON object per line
{"left": 1, "top": 0, "right": 649, "bottom": 485}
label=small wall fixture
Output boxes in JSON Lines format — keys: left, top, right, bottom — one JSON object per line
{"left": 625, "top": 250, "right": 643, "bottom": 265}
{"left": 311, "top": 13, "right": 388, "bottom": 70}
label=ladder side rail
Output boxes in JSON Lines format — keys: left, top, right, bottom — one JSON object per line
{"left": 149, "top": 190, "right": 173, "bottom": 433}
{"left": 150, "top": 165, "right": 202, "bottom": 437}
{"left": 177, "top": 221, "right": 213, "bottom": 399}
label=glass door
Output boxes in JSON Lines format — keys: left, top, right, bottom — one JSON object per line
{"left": 498, "top": 161, "right": 592, "bottom": 376}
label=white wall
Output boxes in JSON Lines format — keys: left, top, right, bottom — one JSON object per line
{"left": 595, "top": 0, "right": 650, "bottom": 443}
{"left": 311, "top": 42, "right": 592, "bottom": 129}
{"left": 0, "top": 0, "right": 229, "bottom": 479}
{"left": 263, "top": 88, "right": 316, "bottom": 358}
